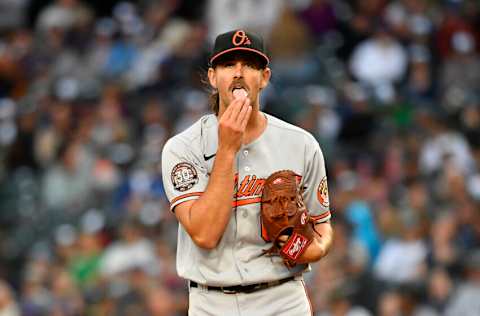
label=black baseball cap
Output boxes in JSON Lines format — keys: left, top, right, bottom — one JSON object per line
{"left": 209, "top": 29, "right": 269, "bottom": 67}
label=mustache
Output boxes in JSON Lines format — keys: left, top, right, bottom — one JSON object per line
{"left": 229, "top": 79, "right": 248, "bottom": 91}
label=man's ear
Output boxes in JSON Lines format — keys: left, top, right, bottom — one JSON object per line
{"left": 208, "top": 68, "right": 217, "bottom": 89}
{"left": 260, "top": 67, "right": 271, "bottom": 89}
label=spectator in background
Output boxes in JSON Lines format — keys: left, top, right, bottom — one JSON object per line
{"left": 99, "top": 218, "right": 160, "bottom": 278}
{"left": 5, "top": 99, "right": 37, "bottom": 171}
{"left": 373, "top": 209, "right": 428, "bottom": 285}
{"left": 309, "top": 215, "right": 370, "bottom": 313}
{"left": 337, "top": 83, "right": 376, "bottom": 158}
{"left": 418, "top": 112, "right": 475, "bottom": 176}
{"left": 458, "top": 99, "right": 480, "bottom": 151}
{"left": 173, "top": 89, "right": 209, "bottom": 134}
{"left": 19, "top": 249, "right": 54, "bottom": 316}
{"left": 34, "top": 97, "right": 72, "bottom": 167}
{"left": 445, "top": 249, "right": 480, "bottom": 316}
{"left": 384, "top": 285, "right": 439, "bottom": 316}
{"left": 137, "top": 97, "right": 170, "bottom": 164}
{"left": 155, "top": 22, "right": 208, "bottom": 91}
{"left": 0, "top": 280, "right": 20, "bottom": 316}
{"left": 377, "top": 290, "right": 403, "bottom": 316}
{"left": 454, "top": 199, "right": 480, "bottom": 254}
{"left": 298, "top": 0, "right": 338, "bottom": 42}
{"left": 0, "top": 0, "right": 30, "bottom": 31}
{"left": 401, "top": 179, "right": 431, "bottom": 234}
{"left": 268, "top": 5, "right": 317, "bottom": 85}
{"left": 90, "top": 85, "right": 131, "bottom": 151}
{"left": 336, "top": 0, "right": 387, "bottom": 60}
{"left": 68, "top": 228, "right": 103, "bottom": 290}
{"left": 429, "top": 212, "right": 459, "bottom": 269}
{"left": 48, "top": 269, "right": 84, "bottom": 316}
{"left": 435, "top": 2, "right": 476, "bottom": 60}
{"left": 403, "top": 45, "right": 435, "bottom": 107}
{"left": 383, "top": 0, "right": 434, "bottom": 42}
{"left": 206, "top": 0, "right": 284, "bottom": 42}
{"left": 84, "top": 17, "right": 118, "bottom": 83}
{"left": 440, "top": 31, "right": 480, "bottom": 112}
{"left": 316, "top": 284, "right": 372, "bottom": 316}
{"left": 427, "top": 267, "right": 454, "bottom": 314}
{"left": 35, "top": 0, "right": 92, "bottom": 34}
{"left": 0, "top": 35, "right": 28, "bottom": 99}
{"left": 349, "top": 20, "right": 408, "bottom": 97}
{"left": 297, "top": 85, "right": 341, "bottom": 157}
{"left": 144, "top": 284, "right": 176, "bottom": 316}
{"left": 41, "top": 139, "right": 95, "bottom": 213}
{"left": 126, "top": 4, "right": 194, "bottom": 90}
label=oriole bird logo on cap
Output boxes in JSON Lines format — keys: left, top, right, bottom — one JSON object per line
{"left": 232, "top": 30, "right": 252, "bottom": 46}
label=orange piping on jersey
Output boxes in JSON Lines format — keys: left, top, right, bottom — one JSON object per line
{"left": 232, "top": 197, "right": 261, "bottom": 207}
{"left": 311, "top": 211, "right": 331, "bottom": 221}
{"left": 171, "top": 192, "right": 203, "bottom": 205}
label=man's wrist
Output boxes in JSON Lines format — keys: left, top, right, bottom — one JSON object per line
{"left": 216, "top": 146, "right": 237, "bottom": 159}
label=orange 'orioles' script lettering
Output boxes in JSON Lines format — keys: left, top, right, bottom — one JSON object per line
{"left": 234, "top": 174, "right": 266, "bottom": 200}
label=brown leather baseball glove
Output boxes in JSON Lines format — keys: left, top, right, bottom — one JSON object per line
{"left": 261, "top": 170, "right": 316, "bottom": 268}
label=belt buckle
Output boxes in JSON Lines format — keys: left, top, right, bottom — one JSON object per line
{"left": 221, "top": 287, "right": 237, "bottom": 294}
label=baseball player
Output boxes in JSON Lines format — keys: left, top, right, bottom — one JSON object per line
{"left": 161, "top": 29, "right": 333, "bottom": 315}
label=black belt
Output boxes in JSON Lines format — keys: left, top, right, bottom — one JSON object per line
{"left": 189, "top": 276, "right": 295, "bottom": 294}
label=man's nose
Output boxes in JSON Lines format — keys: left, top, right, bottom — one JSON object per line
{"left": 233, "top": 62, "right": 244, "bottom": 78}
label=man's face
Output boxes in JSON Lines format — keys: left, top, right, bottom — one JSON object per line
{"left": 208, "top": 52, "right": 271, "bottom": 109}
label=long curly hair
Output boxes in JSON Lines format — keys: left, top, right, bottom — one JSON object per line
{"left": 209, "top": 89, "right": 220, "bottom": 115}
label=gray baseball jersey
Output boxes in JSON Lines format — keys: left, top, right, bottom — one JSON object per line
{"left": 161, "top": 113, "right": 331, "bottom": 287}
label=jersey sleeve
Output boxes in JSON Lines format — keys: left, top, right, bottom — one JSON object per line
{"left": 161, "top": 137, "right": 209, "bottom": 212}
{"left": 302, "top": 139, "right": 331, "bottom": 223}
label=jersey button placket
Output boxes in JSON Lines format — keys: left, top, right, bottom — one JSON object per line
{"left": 236, "top": 148, "right": 252, "bottom": 275}
{"left": 242, "top": 148, "right": 250, "bottom": 172}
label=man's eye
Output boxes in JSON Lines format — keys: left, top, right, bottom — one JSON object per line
{"left": 246, "top": 62, "right": 258, "bottom": 69}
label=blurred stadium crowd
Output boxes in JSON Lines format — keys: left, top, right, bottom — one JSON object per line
{"left": 0, "top": 0, "right": 479, "bottom": 315}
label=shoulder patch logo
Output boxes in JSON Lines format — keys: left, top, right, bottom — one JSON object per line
{"left": 317, "top": 176, "right": 329, "bottom": 208}
{"left": 171, "top": 162, "right": 199, "bottom": 192}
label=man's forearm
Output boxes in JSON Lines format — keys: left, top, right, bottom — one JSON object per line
{"left": 185, "top": 148, "right": 237, "bottom": 248}
{"left": 298, "top": 221, "right": 334, "bottom": 263}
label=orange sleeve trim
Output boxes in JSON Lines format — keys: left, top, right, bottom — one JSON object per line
{"left": 311, "top": 211, "right": 331, "bottom": 221}
{"left": 232, "top": 197, "right": 261, "bottom": 207}
{"left": 171, "top": 192, "right": 203, "bottom": 205}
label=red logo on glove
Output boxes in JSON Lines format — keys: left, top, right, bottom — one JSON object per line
{"left": 282, "top": 233, "right": 308, "bottom": 260}
{"left": 300, "top": 212, "right": 307, "bottom": 225}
